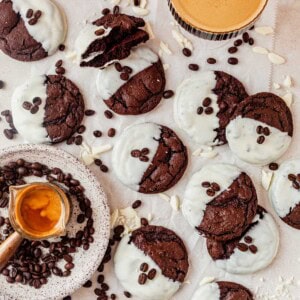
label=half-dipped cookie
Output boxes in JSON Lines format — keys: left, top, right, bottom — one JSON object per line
{"left": 74, "top": 13, "right": 149, "bottom": 68}
{"left": 96, "top": 46, "right": 165, "bottom": 115}
{"left": 114, "top": 225, "right": 189, "bottom": 300}
{"left": 226, "top": 92, "right": 293, "bottom": 165}
{"left": 174, "top": 71, "right": 248, "bottom": 146}
{"left": 182, "top": 163, "right": 257, "bottom": 241}
{"left": 11, "top": 75, "right": 85, "bottom": 144}
{"left": 207, "top": 206, "right": 279, "bottom": 274}
{"left": 112, "top": 123, "right": 188, "bottom": 194}
{"left": 0, "top": 0, "right": 66, "bottom": 61}
{"left": 269, "top": 159, "right": 300, "bottom": 229}
{"left": 191, "top": 281, "right": 253, "bottom": 300}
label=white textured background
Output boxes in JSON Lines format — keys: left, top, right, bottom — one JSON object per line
{"left": 0, "top": 0, "right": 300, "bottom": 299}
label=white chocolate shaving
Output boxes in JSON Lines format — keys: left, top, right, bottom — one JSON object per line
{"left": 261, "top": 169, "right": 274, "bottom": 191}
{"left": 268, "top": 52, "right": 286, "bottom": 65}
{"left": 199, "top": 277, "right": 215, "bottom": 286}
{"left": 132, "top": 6, "right": 149, "bottom": 16}
{"left": 255, "top": 26, "right": 274, "bottom": 35}
{"left": 282, "top": 92, "right": 293, "bottom": 107}
{"left": 170, "top": 195, "right": 180, "bottom": 211}
{"left": 159, "top": 41, "right": 172, "bottom": 55}
{"left": 252, "top": 46, "right": 269, "bottom": 55}
{"left": 283, "top": 75, "right": 293, "bottom": 88}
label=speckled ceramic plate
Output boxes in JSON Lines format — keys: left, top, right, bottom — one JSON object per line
{"left": 0, "top": 144, "right": 110, "bottom": 300}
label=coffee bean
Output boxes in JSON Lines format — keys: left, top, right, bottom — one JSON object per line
{"left": 111, "top": 294, "right": 117, "bottom": 300}
{"left": 77, "top": 125, "right": 86, "bottom": 134}
{"left": 249, "top": 245, "right": 258, "bottom": 254}
{"left": 83, "top": 280, "right": 92, "bottom": 288}
{"left": 134, "top": 0, "right": 140, "bottom": 5}
{"left": 244, "top": 236, "right": 253, "bottom": 244}
{"left": 132, "top": 200, "right": 142, "bottom": 209}
{"left": 257, "top": 136, "right": 265, "bottom": 144}
{"left": 114, "top": 225, "right": 125, "bottom": 236}
{"left": 6, "top": 277, "right": 15, "bottom": 283}
{"left": 30, "top": 105, "right": 39, "bottom": 114}
{"left": 22, "top": 101, "right": 32, "bottom": 110}
{"left": 100, "top": 165, "right": 109, "bottom": 173}
{"left": 197, "top": 107, "right": 203, "bottom": 115}
{"left": 55, "top": 60, "right": 63, "bottom": 67}
{"left": 248, "top": 38, "right": 254, "bottom": 45}
{"left": 293, "top": 181, "right": 300, "bottom": 190}
{"left": 263, "top": 127, "right": 270, "bottom": 136}
{"left": 188, "top": 64, "right": 199, "bottom": 71}
{"left": 211, "top": 182, "right": 220, "bottom": 192}
{"left": 140, "top": 262, "right": 149, "bottom": 272}
{"left": 148, "top": 268, "right": 157, "bottom": 280}
{"left": 34, "top": 248, "right": 42, "bottom": 258}
{"left": 104, "top": 110, "right": 113, "bottom": 119}
{"left": 182, "top": 47, "right": 192, "bottom": 57}
{"left": 228, "top": 57, "right": 239, "bottom": 65}
{"left": 256, "top": 125, "right": 263, "bottom": 134}
{"left": 85, "top": 109, "right": 95, "bottom": 116}
{"left": 32, "top": 97, "right": 42, "bottom": 105}
{"left": 163, "top": 90, "right": 174, "bottom": 99}
{"left": 207, "top": 58, "right": 216, "bottom": 64}
{"left": 56, "top": 67, "right": 65, "bottom": 75}
{"left": 228, "top": 46, "right": 238, "bottom": 54}
{"left": 34, "top": 10, "right": 42, "bottom": 19}
{"left": 28, "top": 18, "right": 38, "bottom": 26}
{"left": 77, "top": 214, "right": 85, "bottom": 224}
{"left": 202, "top": 97, "right": 212, "bottom": 107}
{"left": 108, "top": 128, "right": 116, "bottom": 137}
{"left": 97, "top": 274, "right": 104, "bottom": 284}
{"left": 120, "top": 72, "right": 129, "bottom": 81}
{"left": 75, "top": 135, "right": 83, "bottom": 145}
{"left": 65, "top": 263, "right": 74, "bottom": 270}
{"left": 94, "top": 159, "right": 102, "bottom": 166}
{"left": 0, "top": 216, "right": 4, "bottom": 226}
{"left": 4, "top": 129, "right": 14, "bottom": 140}
{"left": 288, "top": 174, "right": 296, "bottom": 181}
{"left": 63, "top": 255, "right": 73, "bottom": 263}
{"left": 123, "top": 66, "right": 133, "bottom": 74}
{"left": 114, "top": 62, "right": 123, "bottom": 72}
{"left": 206, "top": 189, "right": 215, "bottom": 197}
{"left": 141, "top": 218, "right": 149, "bottom": 226}
{"left": 124, "top": 291, "right": 132, "bottom": 298}
{"left": 63, "top": 296, "right": 71, "bottom": 300}
{"left": 234, "top": 39, "right": 243, "bottom": 47}
{"left": 26, "top": 9, "right": 33, "bottom": 18}
{"left": 205, "top": 107, "right": 214, "bottom": 115}
{"left": 237, "top": 243, "right": 248, "bottom": 252}
{"left": 139, "top": 156, "right": 149, "bottom": 162}
{"left": 202, "top": 181, "right": 211, "bottom": 188}
{"left": 102, "top": 283, "right": 109, "bottom": 291}
{"left": 138, "top": 273, "right": 147, "bottom": 285}
{"left": 102, "top": 8, "right": 110, "bottom": 15}
{"left": 59, "top": 44, "right": 65, "bottom": 51}
{"left": 242, "top": 32, "right": 250, "bottom": 43}
{"left": 93, "top": 130, "right": 102, "bottom": 138}
{"left": 269, "top": 163, "right": 279, "bottom": 171}
{"left": 95, "top": 29, "right": 105, "bottom": 36}
{"left": 15, "top": 274, "right": 23, "bottom": 283}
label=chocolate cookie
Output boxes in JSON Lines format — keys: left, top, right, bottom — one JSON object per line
{"left": 207, "top": 206, "right": 279, "bottom": 274}
{"left": 74, "top": 13, "right": 149, "bottom": 68}
{"left": 269, "top": 159, "right": 300, "bottom": 230}
{"left": 0, "top": 0, "right": 66, "bottom": 62}
{"left": 174, "top": 71, "right": 248, "bottom": 146}
{"left": 182, "top": 163, "right": 257, "bottom": 241}
{"left": 191, "top": 281, "right": 253, "bottom": 300}
{"left": 114, "top": 225, "right": 189, "bottom": 300}
{"left": 112, "top": 123, "right": 188, "bottom": 194}
{"left": 96, "top": 46, "right": 166, "bottom": 115}
{"left": 226, "top": 92, "right": 293, "bottom": 165}
{"left": 11, "top": 75, "right": 85, "bottom": 144}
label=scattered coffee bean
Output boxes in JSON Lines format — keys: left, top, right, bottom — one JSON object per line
{"left": 182, "top": 47, "right": 192, "bottom": 57}
{"left": 26, "top": 9, "right": 33, "bottom": 18}
{"left": 206, "top": 189, "right": 215, "bottom": 197}
{"left": 83, "top": 280, "right": 92, "bottom": 288}
{"left": 104, "top": 110, "right": 113, "bottom": 119}
{"left": 100, "top": 165, "right": 109, "bottom": 173}
{"left": 141, "top": 218, "right": 149, "bottom": 226}
{"left": 228, "top": 46, "right": 238, "bottom": 54}
{"left": 197, "top": 107, "right": 204, "bottom": 115}
{"left": 132, "top": 200, "right": 142, "bottom": 209}
{"left": 55, "top": 60, "right": 63, "bottom": 67}
{"left": 0, "top": 80, "right": 5, "bottom": 89}
{"left": 28, "top": 18, "right": 38, "bottom": 26}
{"left": 288, "top": 174, "right": 296, "bottom": 181}
{"left": 134, "top": 0, "right": 140, "bottom": 6}
{"left": 32, "top": 97, "right": 42, "bottom": 105}
{"left": 188, "top": 63, "right": 199, "bottom": 71}
{"left": 237, "top": 243, "right": 249, "bottom": 252}
{"left": 30, "top": 105, "right": 39, "bottom": 114}
{"left": 234, "top": 39, "right": 243, "bottom": 47}
{"left": 211, "top": 182, "right": 220, "bottom": 191}
{"left": 269, "top": 163, "right": 279, "bottom": 171}
{"left": 95, "top": 28, "right": 105, "bottom": 36}
{"left": 249, "top": 245, "right": 258, "bottom": 254}
{"left": 56, "top": 67, "right": 65, "bottom": 75}
{"left": 108, "top": 128, "right": 116, "bottom": 137}
{"left": 207, "top": 58, "right": 216, "bottom": 64}
{"left": 4, "top": 129, "right": 14, "bottom": 140}
{"left": 77, "top": 125, "right": 86, "bottom": 134}
{"left": 228, "top": 57, "right": 239, "bottom": 65}
{"left": 202, "top": 97, "right": 212, "bottom": 107}
{"left": 242, "top": 32, "right": 250, "bottom": 43}
{"left": 257, "top": 136, "right": 265, "bottom": 144}
{"left": 124, "top": 291, "right": 132, "bottom": 298}
{"left": 59, "top": 44, "right": 66, "bottom": 51}
{"left": 204, "top": 107, "right": 214, "bottom": 115}
{"left": 114, "top": 62, "right": 123, "bottom": 72}
{"left": 263, "top": 127, "right": 270, "bottom": 136}
{"left": 147, "top": 269, "right": 157, "bottom": 280}
{"left": 22, "top": 101, "right": 32, "bottom": 110}
{"left": 93, "top": 130, "right": 102, "bottom": 138}
{"left": 85, "top": 109, "right": 95, "bottom": 116}
{"left": 201, "top": 181, "right": 211, "bottom": 188}
{"left": 138, "top": 273, "right": 147, "bottom": 285}
{"left": 63, "top": 296, "right": 71, "bottom": 300}
{"left": 293, "top": 181, "right": 300, "bottom": 190}
{"left": 120, "top": 72, "right": 129, "bottom": 81}
{"left": 140, "top": 262, "right": 149, "bottom": 272}
{"left": 123, "top": 66, "right": 133, "bottom": 74}
{"left": 94, "top": 159, "right": 102, "bottom": 166}
{"left": 244, "top": 236, "right": 253, "bottom": 244}
{"left": 163, "top": 90, "right": 174, "bottom": 99}
{"left": 113, "top": 5, "right": 120, "bottom": 14}
{"left": 75, "top": 135, "right": 83, "bottom": 145}
{"left": 256, "top": 125, "right": 263, "bottom": 134}
{"left": 34, "top": 10, "right": 42, "bottom": 19}
{"left": 248, "top": 38, "right": 254, "bottom": 45}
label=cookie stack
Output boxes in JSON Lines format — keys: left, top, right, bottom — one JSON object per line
{"left": 182, "top": 163, "right": 279, "bottom": 274}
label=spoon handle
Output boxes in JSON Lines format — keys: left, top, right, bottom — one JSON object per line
{"left": 0, "top": 231, "right": 23, "bottom": 271}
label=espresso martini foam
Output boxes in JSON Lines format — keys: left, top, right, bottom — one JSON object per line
{"left": 169, "top": 0, "right": 268, "bottom": 39}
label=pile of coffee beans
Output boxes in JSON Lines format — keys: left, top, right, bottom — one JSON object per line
{"left": 0, "top": 159, "right": 95, "bottom": 289}
{"left": 1, "top": 110, "right": 17, "bottom": 140}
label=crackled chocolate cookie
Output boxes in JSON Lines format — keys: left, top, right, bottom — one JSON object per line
{"left": 182, "top": 163, "right": 257, "bottom": 241}
{"left": 226, "top": 92, "right": 293, "bottom": 165}
{"left": 0, "top": 0, "right": 66, "bottom": 61}
{"left": 74, "top": 13, "right": 149, "bottom": 68}
{"left": 207, "top": 206, "right": 279, "bottom": 274}
{"left": 269, "top": 159, "right": 300, "bottom": 230}
{"left": 96, "top": 46, "right": 165, "bottom": 115}
{"left": 11, "top": 75, "right": 85, "bottom": 143}
{"left": 174, "top": 71, "right": 248, "bottom": 146}
{"left": 112, "top": 123, "right": 188, "bottom": 194}
{"left": 191, "top": 281, "right": 253, "bottom": 300}
{"left": 114, "top": 225, "right": 189, "bottom": 300}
